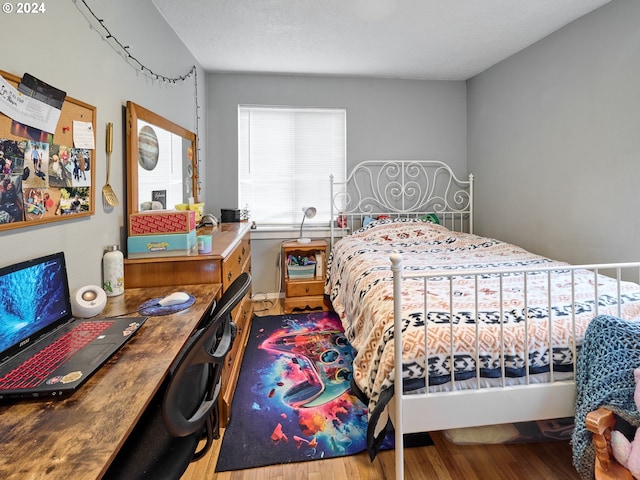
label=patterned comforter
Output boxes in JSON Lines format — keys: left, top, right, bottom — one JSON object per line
{"left": 324, "top": 219, "right": 640, "bottom": 455}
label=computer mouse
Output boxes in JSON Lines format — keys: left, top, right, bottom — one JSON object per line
{"left": 158, "top": 291, "right": 190, "bottom": 307}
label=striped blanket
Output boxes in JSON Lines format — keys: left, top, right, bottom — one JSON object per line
{"left": 325, "top": 219, "right": 640, "bottom": 456}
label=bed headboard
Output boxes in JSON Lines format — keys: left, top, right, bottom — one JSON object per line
{"left": 330, "top": 160, "right": 473, "bottom": 243}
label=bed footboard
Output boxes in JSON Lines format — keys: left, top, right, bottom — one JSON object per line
{"left": 390, "top": 252, "right": 640, "bottom": 480}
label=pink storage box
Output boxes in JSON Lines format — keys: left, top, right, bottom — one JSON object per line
{"left": 129, "top": 210, "right": 196, "bottom": 236}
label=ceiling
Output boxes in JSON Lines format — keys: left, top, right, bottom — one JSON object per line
{"left": 152, "top": 0, "right": 611, "bottom": 81}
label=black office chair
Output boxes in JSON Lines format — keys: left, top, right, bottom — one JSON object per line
{"left": 103, "top": 272, "right": 252, "bottom": 480}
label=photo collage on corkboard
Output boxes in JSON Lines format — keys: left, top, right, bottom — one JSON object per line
{"left": 0, "top": 69, "right": 95, "bottom": 229}
{"left": 0, "top": 138, "right": 91, "bottom": 224}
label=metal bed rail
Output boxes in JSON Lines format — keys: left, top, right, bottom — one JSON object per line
{"left": 391, "top": 254, "right": 640, "bottom": 479}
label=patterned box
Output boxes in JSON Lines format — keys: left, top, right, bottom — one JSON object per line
{"left": 127, "top": 230, "right": 197, "bottom": 259}
{"left": 129, "top": 210, "right": 196, "bottom": 236}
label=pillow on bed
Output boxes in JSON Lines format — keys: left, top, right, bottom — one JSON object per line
{"left": 420, "top": 213, "right": 440, "bottom": 224}
{"left": 363, "top": 214, "right": 438, "bottom": 226}
{"left": 350, "top": 217, "right": 450, "bottom": 243}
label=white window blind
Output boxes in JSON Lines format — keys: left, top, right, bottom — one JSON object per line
{"left": 238, "top": 105, "right": 346, "bottom": 225}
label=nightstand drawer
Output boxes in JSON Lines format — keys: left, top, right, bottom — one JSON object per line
{"left": 286, "top": 279, "right": 324, "bottom": 297}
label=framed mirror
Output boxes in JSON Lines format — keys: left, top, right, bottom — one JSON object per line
{"left": 125, "top": 101, "right": 198, "bottom": 224}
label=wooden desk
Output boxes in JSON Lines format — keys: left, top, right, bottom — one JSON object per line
{"left": 124, "top": 222, "right": 253, "bottom": 426}
{"left": 0, "top": 283, "right": 220, "bottom": 480}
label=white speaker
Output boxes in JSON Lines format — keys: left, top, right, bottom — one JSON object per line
{"left": 71, "top": 285, "right": 107, "bottom": 318}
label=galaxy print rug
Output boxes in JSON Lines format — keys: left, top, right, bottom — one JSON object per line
{"left": 215, "top": 311, "right": 395, "bottom": 472}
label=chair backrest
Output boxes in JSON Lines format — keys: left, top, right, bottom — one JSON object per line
{"left": 205, "top": 271, "right": 252, "bottom": 329}
{"left": 161, "top": 272, "right": 252, "bottom": 437}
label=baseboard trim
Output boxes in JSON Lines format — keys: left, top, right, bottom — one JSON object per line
{"left": 251, "top": 292, "right": 283, "bottom": 301}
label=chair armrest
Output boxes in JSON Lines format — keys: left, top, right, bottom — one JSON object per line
{"left": 586, "top": 407, "right": 634, "bottom": 480}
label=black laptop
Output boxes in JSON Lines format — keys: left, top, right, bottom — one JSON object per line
{"left": 0, "top": 252, "right": 146, "bottom": 401}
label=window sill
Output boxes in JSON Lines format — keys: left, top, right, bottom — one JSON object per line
{"left": 249, "top": 225, "right": 349, "bottom": 241}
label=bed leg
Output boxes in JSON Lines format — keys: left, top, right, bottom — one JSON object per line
{"left": 391, "top": 252, "right": 405, "bottom": 479}
{"left": 395, "top": 427, "right": 404, "bottom": 480}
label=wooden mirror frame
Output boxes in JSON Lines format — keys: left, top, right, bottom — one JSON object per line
{"left": 125, "top": 101, "right": 198, "bottom": 229}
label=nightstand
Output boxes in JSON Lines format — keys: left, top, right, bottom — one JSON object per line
{"left": 282, "top": 239, "right": 331, "bottom": 314}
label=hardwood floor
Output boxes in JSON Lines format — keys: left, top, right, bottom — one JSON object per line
{"left": 182, "top": 299, "right": 581, "bottom": 480}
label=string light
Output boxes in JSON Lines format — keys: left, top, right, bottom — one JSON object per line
{"left": 73, "top": 0, "right": 202, "bottom": 190}
{"left": 75, "top": 0, "right": 196, "bottom": 84}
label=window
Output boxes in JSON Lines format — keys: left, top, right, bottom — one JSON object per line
{"left": 238, "top": 105, "right": 346, "bottom": 225}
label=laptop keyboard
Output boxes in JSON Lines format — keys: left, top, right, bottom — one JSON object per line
{"left": 0, "top": 320, "right": 114, "bottom": 390}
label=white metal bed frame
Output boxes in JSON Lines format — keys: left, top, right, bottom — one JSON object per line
{"left": 329, "top": 160, "right": 640, "bottom": 479}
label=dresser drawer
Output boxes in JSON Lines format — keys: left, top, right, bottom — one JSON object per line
{"left": 222, "top": 234, "right": 251, "bottom": 290}
{"left": 286, "top": 279, "right": 324, "bottom": 297}
{"left": 223, "top": 295, "right": 252, "bottom": 384}
{"left": 231, "top": 290, "right": 252, "bottom": 350}
{"left": 221, "top": 294, "right": 253, "bottom": 423}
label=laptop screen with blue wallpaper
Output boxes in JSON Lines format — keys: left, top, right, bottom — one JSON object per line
{"left": 0, "top": 252, "right": 72, "bottom": 363}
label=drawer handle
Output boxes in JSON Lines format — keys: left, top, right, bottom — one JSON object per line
{"left": 242, "top": 246, "right": 246, "bottom": 256}
{"left": 227, "top": 271, "right": 233, "bottom": 281}
{"left": 238, "top": 255, "right": 242, "bottom": 264}
{"left": 305, "top": 287, "right": 310, "bottom": 294}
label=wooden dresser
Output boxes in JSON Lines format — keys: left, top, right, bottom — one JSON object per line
{"left": 124, "top": 221, "right": 252, "bottom": 426}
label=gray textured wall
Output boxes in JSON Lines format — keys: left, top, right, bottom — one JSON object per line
{"left": 468, "top": 0, "right": 640, "bottom": 264}
{"left": 1, "top": 1, "right": 206, "bottom": 290}
{"left": 205, "top": 74, "right": 466, "bottom": 295}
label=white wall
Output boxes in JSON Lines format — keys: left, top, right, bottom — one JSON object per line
{"left": 206, "top": 74, "right": 466, "bottom": 295}
{"left": 0, "top": 0, "right": 206, "bottom": 291}
{"left": 467, "top": 0, "right": 640, "bottom": 264}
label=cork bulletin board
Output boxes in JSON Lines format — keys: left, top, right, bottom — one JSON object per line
{"left": 0, "top": 69, "right": 96, "bottom": 232}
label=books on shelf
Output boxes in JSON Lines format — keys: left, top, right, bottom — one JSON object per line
{"left": 286, "top": 250, "right": 326, "bottom": 279}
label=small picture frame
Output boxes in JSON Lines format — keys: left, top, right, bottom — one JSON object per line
{"left": 152, "top": 189, "right": 166, "bottom": 209}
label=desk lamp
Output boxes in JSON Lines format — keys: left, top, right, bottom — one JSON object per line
{"left": 298, "top": 207, "right": 317, "bottom": 243}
